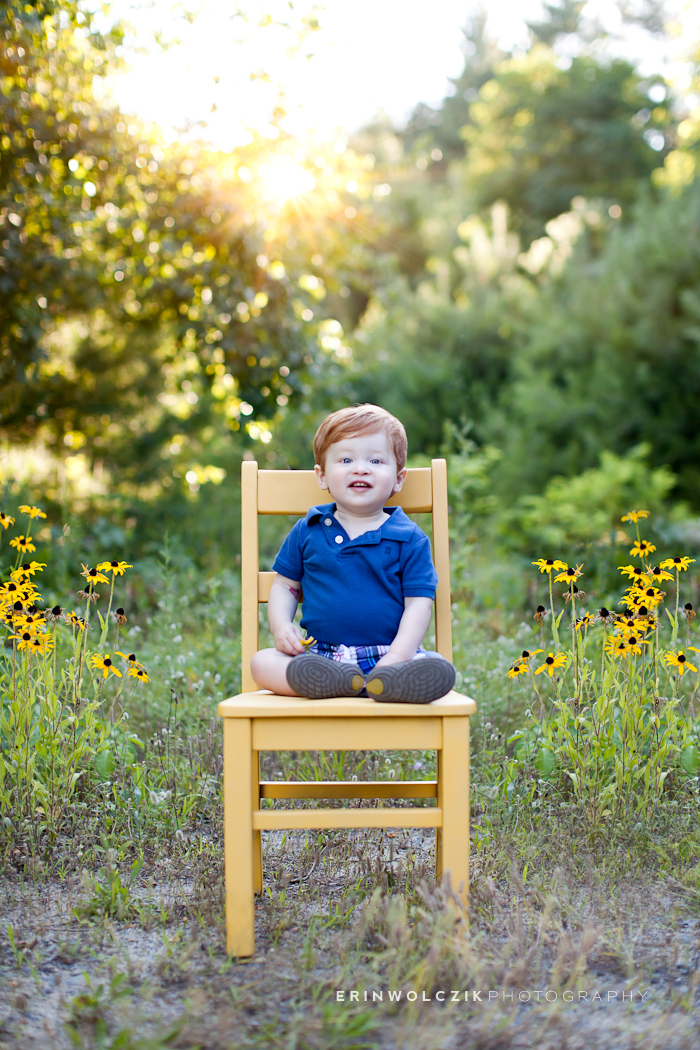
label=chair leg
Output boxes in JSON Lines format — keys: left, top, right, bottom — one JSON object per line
{"left": 435, "top": 748, "right": 443, "bottom": 879}
{"left": 223, "top": 718, "right": 255, "bottom": 956}
{"left": 252, "top": 748, "right": 262, "bottom": 894}
{"left": 439, "top": 716, "right": 470, "bottom": 907}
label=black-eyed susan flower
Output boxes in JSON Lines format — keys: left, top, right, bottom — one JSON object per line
{"left": 621, "top": 510, "right": 650, "bottom": 523}
{"left": 506, "top": 661, "right": 528, "bottom": 679}
{"left": 534, "top": 605, "right": 548, "bottom": 624}
{"left": 619, "top": 564, "right": 651, "bottom": 585}
{"left": 664, "top": 650, "right": 699, "bottom": 676}
{"left": 575, "top": 612, "right": 596, "bottom": 631}
{"left": 96, "top": 559, "right": 133, "bottom": 576}
{"left": 10, "top": 536, "right": 36, "bottom": 554}
{"left": 554, "top": 564, "right": 583, "bottom": 585}
{"left": 11, "top": 561, "right": 46, "bottom": 581}
{"left": 128, "top": 666, "right": 150, "bottom": 682}
{"left": 47, "top": 606, "right": 64, "bottom": 622}
{"left": 90, "top": 654, "right": 122, "bottom": 679}
{"left": 114, "top": 607, "right": 127, "bottom": 626}
{"left": 532, "top": 558, "right": 568, "bottom": 574}
{"left": 28, "top": 634, "right": 54, "bottom": 655}
{"left": 620, "top": 587, "right": 665, "bottom": 610}
{"left": 116, "top": 651, "right": 142, "bottom": 669}
{"left": 646, "top": 565, "right": 674, "bottom": 583}
{"left": 605, "top": 637, "right": 630, "bottom": 658}
{"left": 683, "top": 603, "right": 696, "bottom": 622}
{"left": 629, "top": 539, "right": 656, "bottom": 558}
{"left": 18, "top": 505, "right": 46, "bottom": 520}
{"left": 597, "top": 607, "right": 612, "bottom": 624}
{"left": 535, "top": 653, "right": 567, "bottom": 677}
{"left": 0, "top": 512, "right": 15, "bottom": 530}
{"left": 623, "top": 635, "right": 650, "bottom": 656}
{"left": 80, "top": 563, "right": 110, "bottom": 584}
{"left": 66, "top": 611, "right": 86, "bottom": 631}
{"left": 660, "top": 556, "right": 696, "bottom": 572}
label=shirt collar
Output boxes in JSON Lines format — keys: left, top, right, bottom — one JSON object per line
{"left": 305, "top": 503, "right": 413, "bottom": 540}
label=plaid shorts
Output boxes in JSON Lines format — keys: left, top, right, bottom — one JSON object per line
{"left": 306, "top": 640, "right": 430, "bottom": 677}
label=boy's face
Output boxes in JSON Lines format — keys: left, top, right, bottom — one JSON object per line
{"left": 315, "top": 429, "right": 406, "bottom": 517}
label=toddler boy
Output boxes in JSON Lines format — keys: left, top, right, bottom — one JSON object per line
{"left": 250, "top": 404, "right": 456, "bottom": 703}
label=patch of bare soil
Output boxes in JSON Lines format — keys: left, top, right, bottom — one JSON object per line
{"left": 1, "top": 828, "right": 700, "bottom": 1049}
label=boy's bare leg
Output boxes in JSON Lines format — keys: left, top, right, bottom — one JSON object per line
{"left": 249, "top": 648, "right": 298, "bottom": 695}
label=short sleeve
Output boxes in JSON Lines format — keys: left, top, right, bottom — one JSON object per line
{"left": 400, "top": 531, "right": 438, "bottom": 598}
{"left": 272, "top": 520, "right": 304, "bottom": 581}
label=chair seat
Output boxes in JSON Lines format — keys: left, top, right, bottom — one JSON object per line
{"left": 218, "top": 690, "right": 476, "bottom": 718}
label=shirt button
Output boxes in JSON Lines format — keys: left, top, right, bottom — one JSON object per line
{"left": 324, "top": 518, "right": 332, "bottom": 526}
{"left": 335, "top": 535, "right": 343, "bottom": 544}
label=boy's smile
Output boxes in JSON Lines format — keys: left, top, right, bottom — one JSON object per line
{"left": 314, "top": 430, "right": 406, "bottom": 529}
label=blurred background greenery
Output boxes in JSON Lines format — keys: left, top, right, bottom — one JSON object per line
{"left": 3, "top": 0, "right": 700, "bottom": 615}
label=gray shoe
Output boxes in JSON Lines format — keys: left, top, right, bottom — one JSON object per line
{"left": 365, "top": 658, "right": 455, "bottom": 704}
{"left": 286, "top": 654, "right": 365, "bottom": 699}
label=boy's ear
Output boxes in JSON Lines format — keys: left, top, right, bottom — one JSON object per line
{"left": 393, "top": 468, "right": 407, "bottom": 493}
{"left": 314, "top": 463, "right": 328, "bottom": 489}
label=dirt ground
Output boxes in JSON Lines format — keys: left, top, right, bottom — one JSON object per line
{"left": 1, "top": 826, "right": 700, "bottom": 1050}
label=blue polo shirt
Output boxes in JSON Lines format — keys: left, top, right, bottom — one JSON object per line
{"left": 271, "top": 503, "right": 438, "bottom": 646}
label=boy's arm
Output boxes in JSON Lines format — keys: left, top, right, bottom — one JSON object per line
{"left": 268, "top": 574, "right": 305, "bottom": 655}
{"left": 377, "top": 596, "right": 433, "bottom": 666}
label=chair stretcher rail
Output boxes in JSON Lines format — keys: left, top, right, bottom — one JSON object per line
{"left": 259, "top": 780, "right": 438, "bottom": 799}
{"left": 252, "top": 807, "right": 443, "bottom": 830}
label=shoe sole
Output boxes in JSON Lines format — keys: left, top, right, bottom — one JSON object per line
{"left": 286, "top": 654, "right": 365, "bottom": 699}
{"left": 365, "top": 659, "right": 456, "bottom": 704}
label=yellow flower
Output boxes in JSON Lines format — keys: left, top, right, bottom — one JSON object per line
{"left": 66, "top": 611, "right": 86, "bottom": 631}
{"left": 554, "top": 564, "right": 583, "bottom": 585}
{"left": 507, "top": 662, "right": 528, "bottom": 678}
{"left": 575, "top": 612, "right": 595, "bottom": 631}
{"left": 532, "top": 558, "right": 568, "bottom": 574}
{"left": 0, "top": 512, "right": 15, "bottom": 530}
{"left": 128, "top": 666, "right": 150, "bottom": 682}
{"left": 11, "top": 561, "right": 46, "bottom": 581}
{"left": 18, "top": 505, "right": 46, "bottom": 520}
{"left": 10, "top": 536, "right": 36, "bottom": 553}
{"left": 660, "top": 556, "right": 696, "bottom": 572}
{"left": 629, "top": 539, "right": 656, "bottom": 558}
{"left": 619, "top": 586, "right": 665, "bottom": 610}
{"left": 535, "top": 653, "right": 567, "bottom": 677}
{"left": 645, "top": 565, "right": 674, "bottom": 583}
{"left": 623, "top": 635, "right": 650, "bottom": 656}
{"left": 664, "top": 651, "right": 699, "bottom": 676}
{"left": 605, "top": 637, "right": 630, "bottom": 658}
{"left": 301, "top": 635, "right": 317, "bottom": 647}
{"left": 96, "top": 560, "right": 133, "bottom": 576}
{"left": 506, "top": 648, "right": 543, "bottom": 679}
{"left": 116, "top": 650, "right": 142, "bottom": 668}
{"left": 90, "top": 654, "right": 123, "bottom": 679}
{"left": 80, "top": 564, "right": 110, "bottom": 584}
{"left": 27, "top": 634, "right": 54, "bottom": 656}
{"left": 619, "top": 564, "right": 651, "bottom": 585}
{"left": 621, "top": 510, "right": 650, "bottom": 523}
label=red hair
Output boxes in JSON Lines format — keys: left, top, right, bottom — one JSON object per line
{"left": 313, "top": 405, "right": 407, "bottom": 473}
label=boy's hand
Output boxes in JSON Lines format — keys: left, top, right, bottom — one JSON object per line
{"left": 274, "top": 622, "right": 305, "bottom": 655}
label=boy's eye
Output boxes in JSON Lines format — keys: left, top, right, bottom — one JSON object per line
{"left": 341, "top": 457, "right": 352, "bottom": 463}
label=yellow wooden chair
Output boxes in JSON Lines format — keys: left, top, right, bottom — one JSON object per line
{"left": 218, "top": 458, "right": 476, "bottom": 956}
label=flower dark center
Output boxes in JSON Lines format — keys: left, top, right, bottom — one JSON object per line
{"left": 546, "top": 656, "right": 554, "bottom": 664}
{"left": 685, "top": 603, "right": 694, "bottom": 611}
{"left": 128, "top": 654, "right": 136, "bottom": 662}
{"left": 116, "top": 607, "right": 125, "bottom": 616}
{"left": 629, "top": 637, "right": 637, "bottom": 645}
{"left": 111, "top": 560, "right": 119, "bottom": 567}
{"left": 22, "top": 563, "right": 30, "bottom": 570}
{"left": 674, "top": 558, "right": 682, "bottom": 564}
{"left": 52, "top": 606, "right": 62, "bottom": 615}
{"left": 546, "top": 559, "right": 553, "bottom": 565}
{"left": 600, "top": 607, "right": 609, "bottom": 617}
{"left": 522, "top": 650, "right": 530, "bottom": 658}
{"left": 88, "top": 568, "right": 97, "bottom": 577}
{"left": 638, "top": 606, "right": 648, "bottom": 616}
{"left": 13, "top": 602, "right": 22, "bottom": 611}
{"left": 22, "top": 633, "right": 30, "bottom": 641}
{"left": 645, "top": 589, "right": 654, "bottom": 597}
{"left": 679, "top": 655, "right": 686, "bottom": 663}
{"left": 104, "top": 658, "right": 112, "bottom": 666}
{"left": 536, "top": 605, "right": 545, "bottom": 613}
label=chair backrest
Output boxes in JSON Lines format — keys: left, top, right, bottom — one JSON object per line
{"left": 241, "top": 459, "right": 453, "bottom": 691}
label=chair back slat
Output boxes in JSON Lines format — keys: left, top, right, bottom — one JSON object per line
{"left": 242, "top": 460, "right": 453, "bottom": 688}
{"left": 257, "top": 467, "right": 433, "bottom": 514}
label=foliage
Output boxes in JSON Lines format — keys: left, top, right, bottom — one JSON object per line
{"left": 498, "top": 509, "right": 700, "bottom": 823}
